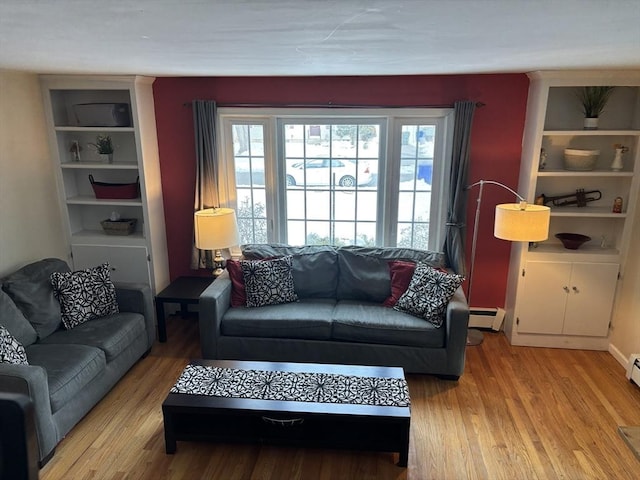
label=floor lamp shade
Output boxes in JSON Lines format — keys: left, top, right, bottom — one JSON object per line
{"left": 494, "top": 203, "right": 550, "bottom": 242}
{"left": 194, "top": 208, "right": 240, "bottom": 251}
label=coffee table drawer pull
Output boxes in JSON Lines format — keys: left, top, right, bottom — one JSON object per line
{"left": 262, "top": 416, "right": 304, "bottom": 427}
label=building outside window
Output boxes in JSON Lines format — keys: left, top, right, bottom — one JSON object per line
{"left": 218, "top": 108, "right": 453, "bottom": 251}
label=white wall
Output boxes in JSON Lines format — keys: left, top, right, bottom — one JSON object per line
{"left": 0, "top": 70, "right": 67, "bottom": 276}
{"left": 610, "top": 190, "right": 640, "bottom": 364}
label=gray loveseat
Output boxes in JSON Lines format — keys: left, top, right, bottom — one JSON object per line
{"left": 0, "top": 258, "right": 155, "bottom": 465}
{"left": 199, "top": 245, "right": 469, "bottom": 378}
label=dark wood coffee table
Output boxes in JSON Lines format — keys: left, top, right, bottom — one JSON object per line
{"left": 162, "top": 359, "right": 411, "bottom": 466}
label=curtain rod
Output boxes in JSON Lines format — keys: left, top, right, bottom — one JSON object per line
{"left": 183, "top": 101, "right": 485, "bottom": 109}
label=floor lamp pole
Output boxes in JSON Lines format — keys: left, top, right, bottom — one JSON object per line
{"left": 466, "top": 180, "right": 485, "bottom": 346}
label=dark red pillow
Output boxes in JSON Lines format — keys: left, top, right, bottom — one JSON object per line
{"left": 226, "top": 260, "right": 247, "bottom": 307}
{"left": 382, "top": 260, "right": 416, "bottom": 307}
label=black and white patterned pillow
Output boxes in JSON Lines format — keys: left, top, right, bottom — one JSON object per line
{"left": 50, "top": 263, "right": 119, "bottom": 330}
{"left": 0, "top": 324, "right": 28, "bottom": 365}
{"left": 241, "top": 255, "right": 298, "bottom": 307}
{"left": 394, "top": 262, "right": 464, "bottom": 327}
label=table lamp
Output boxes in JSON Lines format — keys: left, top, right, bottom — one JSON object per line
{"left": 194, "top": 208, "right": 240, "bottom": 276}
{"left": 466, "top": 180, "right": 550, "bottom": 345}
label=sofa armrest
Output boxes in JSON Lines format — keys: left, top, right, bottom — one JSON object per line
{"left": 199, "top": 271, "right": 232, "bottom": 359}
{"left": 115, "top": 282, "right": 155, "bottom": 349}
{"left": 444, "top": 286, "right": 470, "bottom": 375}
{"left": 0, "top": 364, "right": 57, "bottom": 462}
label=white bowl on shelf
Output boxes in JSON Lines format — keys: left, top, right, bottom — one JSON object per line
{"left": 563, "top": 149, "right": 599, "bottom": 171}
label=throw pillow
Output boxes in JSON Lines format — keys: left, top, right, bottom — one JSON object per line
{"left": 50, "top": 263, "right": 119, "bottom": 330}
{"left": 241, "top": 256, "right": 298, "bottom": 308}
{"left": 382, "top": 260, "right": 416, "bottom": 307}
{"left": 0, "top": 324, "right": 28, "bottom": 365}
{"left": 226, "top": 259, "right": 247, "bottom": 307}
{"left": 394, "top": 262, "right": 464, "bottom": 327}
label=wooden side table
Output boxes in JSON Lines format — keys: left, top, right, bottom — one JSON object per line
{"left": 155, "top": 276, "right": 214, "bottom": 342}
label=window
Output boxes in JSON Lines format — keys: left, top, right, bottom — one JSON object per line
{"left": 219, "top": 108, "right": 453, "bottom": 250}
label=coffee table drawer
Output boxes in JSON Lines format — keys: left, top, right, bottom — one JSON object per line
{"left": 163, "top": 405, "right": 409, "bottom": 461}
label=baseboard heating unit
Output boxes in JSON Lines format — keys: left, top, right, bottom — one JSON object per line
{"left": 468, "top": 307, "right": 506, "bottom": 331}
{"left": 627, "top": 354, "right": 640, "bottom": 387}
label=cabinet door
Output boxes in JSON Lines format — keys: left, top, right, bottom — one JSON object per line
{"left": 562, "top": 262, "right": 619, "bottom": 337}
{"left": 517, "top": 261, "right": 572, "bottom": 334}
{"left": 71, "top": 244, "right": 150, "bottom": 285}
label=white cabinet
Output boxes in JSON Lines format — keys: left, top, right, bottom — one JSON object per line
{"left": 517, "top": 261, "right": 619, "bottom": 337}
{"left": 71, "top": 245, "right": 151, "bottom": 285}
{"left": 41, "top": 75, "right": 169, "bottom": 294}
{"left": 505, "top": 71, "right": 640, "bottom": 350}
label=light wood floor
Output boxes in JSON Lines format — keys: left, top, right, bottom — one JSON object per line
{"left": 41, "top": 315, "right": 640, "bottom": 480}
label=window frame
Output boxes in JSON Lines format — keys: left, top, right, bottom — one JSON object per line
{"left": 218, "top": 107, "right": 453, "bottom": 250}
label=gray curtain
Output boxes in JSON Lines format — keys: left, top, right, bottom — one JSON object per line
{"left": 191, "top": 100, "right": 220, "bottom": 269}
{"left": 443, "top": 100, "right": 476, "bottom": 275}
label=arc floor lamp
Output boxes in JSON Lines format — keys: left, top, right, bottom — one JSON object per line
{"left": 466, "top": 180, "right": 551, "bottom": 345}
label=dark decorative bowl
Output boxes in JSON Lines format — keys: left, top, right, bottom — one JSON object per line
{"left": 555, "top": 233, "right": 591, "bottom": 250}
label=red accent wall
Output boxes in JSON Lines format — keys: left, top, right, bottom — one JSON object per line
{"left": 153, "top": 74, "right": 529, "bottom": 308}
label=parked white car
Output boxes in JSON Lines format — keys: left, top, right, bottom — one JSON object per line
{"left": 286, "top": 159, "right": 372, "bottom": 187}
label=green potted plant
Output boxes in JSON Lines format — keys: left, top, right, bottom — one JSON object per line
{"left": 577, "top": 86, "right": 615, "bottom": 130}
{"left": 90, "top": 134, "right": 114, "bottom": 163}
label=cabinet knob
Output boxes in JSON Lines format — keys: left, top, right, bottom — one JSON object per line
{"left": 563, "top": 286, "right": 570, "bottom": 293}
{"left": 572, "top": 286, "right": 579, "bottom": 293}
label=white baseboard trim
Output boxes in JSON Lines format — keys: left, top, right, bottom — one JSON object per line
{"left": 608, "top": 343, "right": 628, "bottom": 369}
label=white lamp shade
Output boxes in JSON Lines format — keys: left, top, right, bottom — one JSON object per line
{"left": 194, "top": 208, "right": 240, "bottom": 250}
{"left": 494, "top": 203, "right": 550, "bottom": 242}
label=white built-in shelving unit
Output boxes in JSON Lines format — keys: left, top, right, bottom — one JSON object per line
{"left": 504, "top": 71, "right": 640, "bottom": 350}
{"left": 41, "top": 75, "right": 169, "bottom": 294}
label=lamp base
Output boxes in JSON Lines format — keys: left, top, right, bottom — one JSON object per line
{"left": 212, "top": 250, "right": 225, "bottom": 277}
{"left": 466, "top": 328, "right": 484, "bottom": 346}
{"left": 212, "top": 267, "right": 225, "bottom": 277}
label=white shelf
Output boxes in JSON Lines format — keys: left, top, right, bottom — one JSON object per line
{"left": 543, "top": 129, "right": 640, "bottom": 136}
{"left": 530, "top": 243, "right": 619, "bottom": 256}
{"left": 549, "top": 206, "right": 627, "bottom": 217}
{"left": 72, "top": 230, "right": 146, "bottom": 246}
{"left": 61, "top": 161, "right": 138, "bottom": 169}
{"left": 537, "top": 169, "right": 634, "bottom": 177}
{"left": 66, "top": 195, "right": 142, "bottom": 206}
{"left": 54, "top": 126, "right": 135, "bottom": 133}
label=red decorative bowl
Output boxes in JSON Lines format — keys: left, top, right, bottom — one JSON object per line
{"left": 555, "top": 233, "right": 591, "bottom": 250}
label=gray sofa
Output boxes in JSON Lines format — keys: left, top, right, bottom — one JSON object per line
{"left": 0, "top": 258, "right": 155, "bottom": 465}
{"left": 199, "top": 245, "right": 469, "bottom": 378}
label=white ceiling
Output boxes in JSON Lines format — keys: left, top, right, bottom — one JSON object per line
{"left": 1, "top": 0, "right": 639, "bottom": 77}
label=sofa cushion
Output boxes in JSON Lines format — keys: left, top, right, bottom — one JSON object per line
{"left": 0, "top": 324, "right": 29, "bottom": 365}
{"left": 0, "top": 289, "right": 37, "bottom": 346}
{"left": 332, "top": 300, "right": 445, "bottom": 348}
{"left": 24, "top": 343, "right": 106, "bottom": 412}
{"left": 241, "top": 256, "right": 298, "bottom": 307}
{"left": 222, "top": 299, "right": 335, "bottom": 340}
{"left": 50, "top": 263, "right": 119, "bottom": 330}
{"left": 242, "top": 244, "right": 339, "bottom": 298}
{"left": 394, "top": 263, "right": 464, "bottom": 327}
{"left": 39, "top": 312, "right": 145, "bottom": 362}
{"left": 336, "top": 246, "right": 446, "bottom": 302}
{"left": 2, "top": 258, "right": 70, "bottom": 339}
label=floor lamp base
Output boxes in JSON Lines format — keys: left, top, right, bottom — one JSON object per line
{"left": 466, "top": 328, "right": 484, "bottom": 346}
